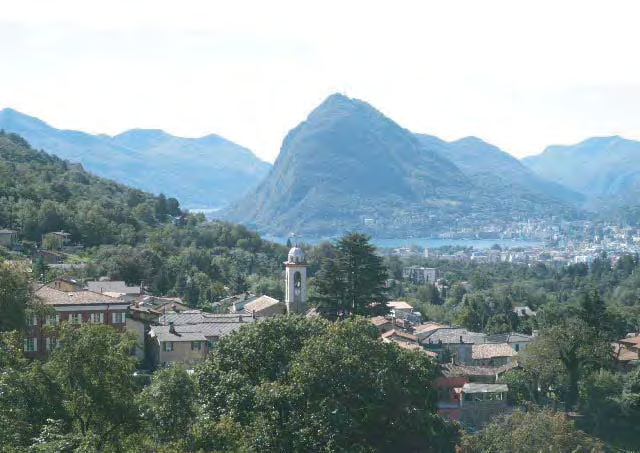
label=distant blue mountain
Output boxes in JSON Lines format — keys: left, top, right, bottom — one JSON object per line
{"left": 223, "top": 94, "right": 580, "bottom": 237}
{"left": 416, "top": 135, "right": 583, "bottom": 205}
{"left": 0, "top": 108, "right": 271, "bottom": 208}
{"left": 522, "top": 136, "right": 640, "bottom": 205}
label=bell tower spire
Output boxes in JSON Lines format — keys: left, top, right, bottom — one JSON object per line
{"left": 284, "top": 244, "right": 307, "bottom": 314}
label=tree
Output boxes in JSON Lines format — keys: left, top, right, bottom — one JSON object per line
{"left": 139, "top": 366, "right": 196, "bottom": 445}
{"left": 458, "top": 409, "right": 603, "bottom": 452}
{"left": 44, "top": 324, "right": 139, "bottom": 449}
{"left": 311, "top": 232, "right": 388, "bottom": 317}
{"left": 0, "top": 264, "right": 32, "bottom": 332}
{"left": 195, "top": 316, "right": 457, "bottom": 452}
{"left": 522, "top": 318, "right": 613, "bottom": 410}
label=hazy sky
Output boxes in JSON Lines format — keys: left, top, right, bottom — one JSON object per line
{"left": 2, "top": 0, "right": 640, "bottom": 162}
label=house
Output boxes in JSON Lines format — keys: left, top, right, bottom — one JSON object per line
{"left": 421, "top": 328, "right": 487, "bottom": 364}
{"left": 49, "top": 277, "right": 84, "bottom": 292}
{"left": 413, "top": 322, "right": 448, "bottom": 341}
{"left": 149, "top": 322, "right": 209, "bottom": 367}
{"left": 239, "top": 295, "right": 286, "bottom": 317}
{"left": 370, "top": 316, "right": 393, "bottom": 333}
{"left": 486, "top": 332, "right": 534, "bottom": 353}
{"left": 402, "top": 266, "right": 437, "bottom": 284}
{"left": 34, "top": 249, "right": 65, "bottom": 264}
{"left": 0, "top": 229, "right": 17, "bottom": 248}
{"left": 614, "top": 334, "right": 640, "bottom": 371}
{"left": 27, "top": 285, "right": 129, "bottom": 357}
{"left": 459, "top": 383, "right": 510, "bottom": 428}
{"left": 148, "top": 312, "right": 259, "bottom": 367}
{"left": 471, "top": 343, "right": 517, "bottom": 367}
{"left": 43, "top": 231, "right": 71, "bottom": 249}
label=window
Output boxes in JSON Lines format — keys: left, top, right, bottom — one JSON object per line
{"left": 515, "top": 344, "right": 520, "bottom": 352}
{"left": 111, "top": 312, "right": 125, "bottom": 324}
{"left": 45, "top": 337, "right": 60, "bottom": 351}
{"left": 70, "top": 313, "right": 82, "bottom": 325}
{"left": 191, "top": 341, "right": 202, "bottom": 351}
{"left": 163, "top": 342, "right": 174, "bottom": 352}
{"left": 46, "top": 314, "right": 59, "bottom": 326}
{"left": 26, "top": 314, "right": 38, "bottom": 327}
{"left": 23, "top": 337, "right": 38, "bottom": 352}
{"left": 89, "top": 313, "right": 104, "bottom": 324}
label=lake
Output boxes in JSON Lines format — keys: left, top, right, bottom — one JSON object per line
{"left": 262, "top": 236, "right": 545, "bottom": 250}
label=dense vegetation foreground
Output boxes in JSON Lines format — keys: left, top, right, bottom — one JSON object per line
{"left": 0, "top": 316, "right": 459, "bottom": 452}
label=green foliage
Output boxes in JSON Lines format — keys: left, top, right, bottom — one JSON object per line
{"left": 522, "top": 319, "right": 613, "bottom": 410}
{"left": 44, "top": 324, "right": 139, "bottom": 447}
{"left": 459, "top": 409, "right": 604, "bottom": 452}
{"left": 138, "top": 366, "right": 196, "bottom": 445}
{"left": 311, "top": 233, "right": 389, "bottom": 317}
{"left": 195, "top": 316, "right": 457, "bottom": 452}
{"left": 0, "top": 131, "right": 180, "bottom": 247}
{"left": 0, "top": 263, "right": 32, "bottom": 332}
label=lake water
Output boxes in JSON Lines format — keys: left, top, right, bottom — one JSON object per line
{"left": 263, "top": 236, "right": 545, "bottom": 250}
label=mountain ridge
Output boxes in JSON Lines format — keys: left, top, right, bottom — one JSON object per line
{"left": 0, "top": 108, "right": 271, "bottom": 208}
{"left": 223, "top": 94, "right": 579, "bottom": 236}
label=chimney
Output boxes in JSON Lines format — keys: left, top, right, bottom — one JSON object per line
{"left": 169, "top": 321, "right": 175, "bottom": 334}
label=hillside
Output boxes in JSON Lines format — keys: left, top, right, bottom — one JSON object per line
{"left": 416, "top": 135, "right": 583, "bottom": 205}
{"left": 223, "top": 94, "right": 579, "bottom": 237}
{"left": 522, "top": 136, "right": 640, "bottom": 206}
{"left": 0, "top": 131, "right": 179, "bottom": 247}
{"left": 0, "top": 108, "right": 271, "bottom": 208}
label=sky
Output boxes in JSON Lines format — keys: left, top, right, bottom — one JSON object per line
{"left": 2, "top": 0, "right": 640, "bottom": 163}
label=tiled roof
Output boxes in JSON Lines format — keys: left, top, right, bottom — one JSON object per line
{"left": 151, "top": 325, "right": 208, "bottom": 342}
{"left": 241, "top": 295, "right": 283, "bottom": 314}
{"left": 370, "top": 316, "right": 391, "bottom": 327}
{"left": 614, "top": 343, "right": 640, "bottom": 362}
{"left": 381, "top": 329, "right": 417, "bottom": 341}
{"left": 151, "top": 320, "right": 252, "bottom": 342}
{"left": 87, "top": 281, "right": 141, "bottom": 295}
{"left": 388, "top": 301, "right": 414, "bottom": 311}
{"left": 162, "top": 311, "right": 258, "bottom": 326}
{"left": 487, "top": 332, "right": 533, "bottom": 344}
{"left": 422, "top": 328, "right": 486, "bottom": 345}
{"left": 620, "top": 335, "right": 640, "bottom": 347}
{"left": 413, "top": 322, "right": 448, "bottom": 335}
{"left": 34, "top": 285, "right": 127, "bottom": 306}
{"left": 472, "top": 343, "right": 517, "bottom": 360}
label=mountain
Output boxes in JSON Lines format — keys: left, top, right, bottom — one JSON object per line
{"left": 223, "top": 94, "right": 578, "bottom": 237}
{"left": 0, "top": 108, "right": 271, "bottom": 208}
{"left": 522, "top": 136, "right": 640, "bottom": 205}
{"left": 417, "top": 135, "right": 583, "bottom": 205}
{"left": 0, "top": 130, "right": 175, "bottom": 247}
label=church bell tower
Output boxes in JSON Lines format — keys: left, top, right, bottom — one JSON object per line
{"left": 284, "top": 245, "right": 307, "bottom": 314}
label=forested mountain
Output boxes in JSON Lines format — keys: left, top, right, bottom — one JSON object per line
{"left": 523, "top": 135, "right": 640, "bottom": 206}
{"left": 416, "top": 135, "right": 583, "bottom": 205}
{"left": 0, "top": 130, "right": 179, "bottom": 247}
{"left": 0, "top": 131, "right": 286, "bottom": 306}
{"left": 0, "top": 108, "right": 270, "bottom": 208}
{"left": 223, "top": 94, "right": 580, "bottom": 237}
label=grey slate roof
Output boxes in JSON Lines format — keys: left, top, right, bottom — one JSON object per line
{"left": 486, "top": 332, "right": 533, "bottom": 344}
{"left": 87, "top": 281, "right": 141, "bottom": 295}
{"left": 162, "top": 311, "right": 258, "bottom": 326}
{"left": 421, "top": 328, "right": 486, "bottom": 345}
